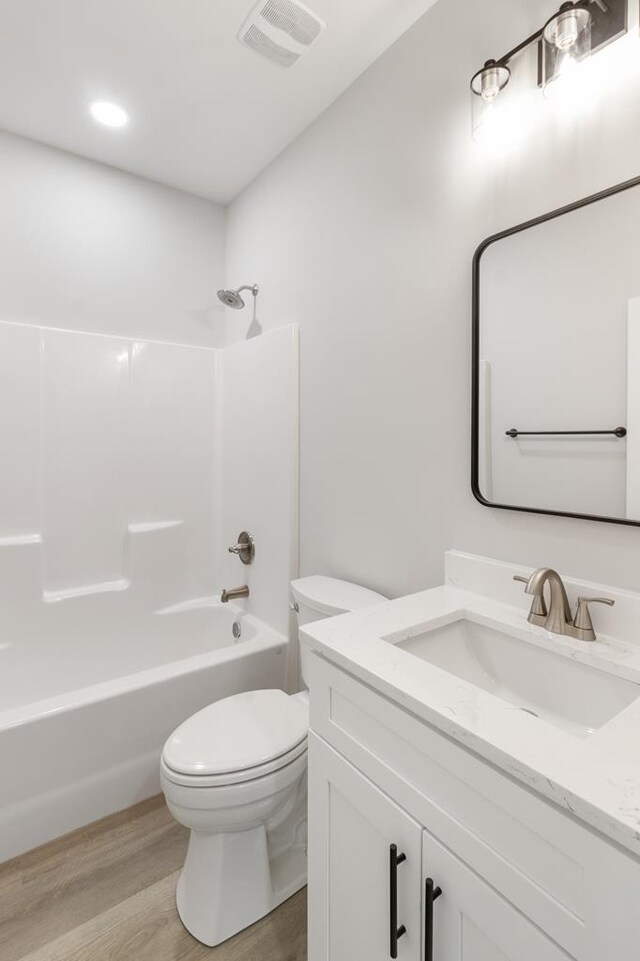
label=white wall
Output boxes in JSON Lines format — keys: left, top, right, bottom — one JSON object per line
{"left": 0, "top": 130, "right": 226, "bottom": 346}
{"left": 224, "top": 0, "right": 640, "bottom": 597}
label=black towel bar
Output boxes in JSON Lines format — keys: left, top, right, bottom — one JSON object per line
{"left": 506, "top": 427, "right": 627, "bottom": 438}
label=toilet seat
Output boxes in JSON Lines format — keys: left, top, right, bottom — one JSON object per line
{"left": 162, "top": 689, "right": 308, "bottom": 788}
{"left": 162, "top": 737, "right": 308, "bottom": 788}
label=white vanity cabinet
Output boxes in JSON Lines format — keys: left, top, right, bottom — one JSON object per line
{"left": 307, "top": 652, "right": 640, "bottom": 961}
{"left": 309, "top": 735, "right": 422, "bottom": 961}
{"left": 423, "top": 834, "right": 569, "bottom": 961}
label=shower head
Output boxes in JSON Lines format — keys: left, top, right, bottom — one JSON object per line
{"left": 217, "top": 289, "right": 245, "bottom": 309}
{"left": 217, "top": 284, "right": 259, "bottom": 309}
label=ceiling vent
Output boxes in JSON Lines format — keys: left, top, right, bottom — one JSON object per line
{"left": 238, "top": 0, "right": 325, "bottom": 68}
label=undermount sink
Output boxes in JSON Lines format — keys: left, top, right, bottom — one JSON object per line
{"left": 393, "top": 618, "right": 640, "bottom": 738}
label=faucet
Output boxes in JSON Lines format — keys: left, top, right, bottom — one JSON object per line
{"left": 514, "top": 567, "right": 614, "bottom": 641}
{"left": 525, "top": 568, "right": 573, "bottom": 636}
{"left": 227, "top": 531, "right": 255, "bottom": 565}
{"left": 221, "top": 585, "right": 250, "bottom": 604}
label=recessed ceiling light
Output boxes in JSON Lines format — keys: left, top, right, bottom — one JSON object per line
{"left": 90, "top": 101, "right": 129, "bottom": 128}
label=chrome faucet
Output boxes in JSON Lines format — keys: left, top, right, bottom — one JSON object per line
{"left": 221, "top": 585, "right": 250, "bottom": 604}
{"left": 514, "top": 567, "right": 614, "bottom": 642}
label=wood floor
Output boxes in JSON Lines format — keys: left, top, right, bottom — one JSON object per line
{"left": 0, "top": 796, "right": 307, "bottom": 961}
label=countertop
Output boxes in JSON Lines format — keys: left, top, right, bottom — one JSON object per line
{"left": 301, "top": 576, "right": 640, "bottom": 858}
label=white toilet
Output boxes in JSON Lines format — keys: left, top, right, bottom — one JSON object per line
{"left": 160, "top": 575, "right": 387, "bottom": 946}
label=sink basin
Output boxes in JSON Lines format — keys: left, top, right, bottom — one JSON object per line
{"left": 394, "top": 618, "right": 640, "bottom": 737}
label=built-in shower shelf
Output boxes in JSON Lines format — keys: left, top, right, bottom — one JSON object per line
{"left": 155, "top": 596, "right": 217, "bottom": 615}
{"left": 0, "top": 522, "right": 187, "bottom": 604}
{"left": 42, "top": 578, "right": 130, "bottom": 604}
{"left": 0, "top": 533, "right": 42, "bottom": 547}
{"left": 127, "top": 520, "right": 183, "bottom": 534}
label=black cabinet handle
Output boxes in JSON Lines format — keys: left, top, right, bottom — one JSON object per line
{"left": 424, "top": 878, "right": 442, "bottom": 961}
{"left": 389, "top": 844, "right": 407, "bottom": 958}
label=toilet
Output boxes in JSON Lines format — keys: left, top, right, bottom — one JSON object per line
{"left": 160, "top": 575, "right": 387, "bottom": 946}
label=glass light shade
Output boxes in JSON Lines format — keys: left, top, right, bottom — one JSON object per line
{"left": 543, "top": 5, "right": 592, "bottom": 98}
{"left": 470, "top": 61, "right": 510, "bottom": 140}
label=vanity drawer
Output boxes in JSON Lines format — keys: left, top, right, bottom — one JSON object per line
{"left": 308, "top": 653, "right": 640, "bottom": 961}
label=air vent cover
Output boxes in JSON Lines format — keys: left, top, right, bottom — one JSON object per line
{"left": 238, "top": 0, "right": 325, "bottom": 67}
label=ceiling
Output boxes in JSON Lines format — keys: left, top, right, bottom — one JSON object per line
{"left": 0, "top": 0, "right": 437, "bottom": 204}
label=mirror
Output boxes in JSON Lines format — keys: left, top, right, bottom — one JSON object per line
{"left": 472, "top": 175, "right": 640, "bottom": 526}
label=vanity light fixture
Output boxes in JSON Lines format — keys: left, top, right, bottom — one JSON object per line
{"left": 470, "top": 60, "right": 511, "bottom": 140}
{"left": 542, "top": 3, "right": 593, "bottom": 98}
{"left": 470, "top": 0, "right": 627, "bottom": 138}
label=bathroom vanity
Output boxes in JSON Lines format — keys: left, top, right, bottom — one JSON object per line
{"left": 302, "top": 552, "right": 640, "bottom": 961}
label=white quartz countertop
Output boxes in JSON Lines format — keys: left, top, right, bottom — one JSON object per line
{"left": 301, "top": 573, "right": 640, "bottom": 858}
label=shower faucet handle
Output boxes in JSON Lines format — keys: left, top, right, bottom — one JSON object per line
{"left": 228, "top": 531, "right": 255, "bottom": 565}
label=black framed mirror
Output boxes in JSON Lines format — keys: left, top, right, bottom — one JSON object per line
{"left": 472, "top": 173, "right": 640, "bottom": 527}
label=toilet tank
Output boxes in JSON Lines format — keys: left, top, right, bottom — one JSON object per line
{"left": 290, "top": 576, "right": 387, "bottom": 686}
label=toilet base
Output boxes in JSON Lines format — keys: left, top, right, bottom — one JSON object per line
{"left": 175, "top": 791, "right": 307, "bottom": 946}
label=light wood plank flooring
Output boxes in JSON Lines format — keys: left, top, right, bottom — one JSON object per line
{"left": 0, "top": 795, "right": 307, "bottom": 961}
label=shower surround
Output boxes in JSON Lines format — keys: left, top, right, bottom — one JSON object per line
{"left": 0, "top": 321, "right": 298, "bottom": 861}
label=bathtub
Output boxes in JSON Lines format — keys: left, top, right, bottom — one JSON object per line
{"left": 0, "top": 598, "right": 289, "bottom": 862}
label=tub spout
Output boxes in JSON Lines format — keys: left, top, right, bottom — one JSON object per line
{"left": 221, "top": 585, "right": 250, "bottom": 603}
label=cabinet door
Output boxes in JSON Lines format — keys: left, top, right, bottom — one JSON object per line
{"left": 423, "top": 831, "right": 576, "bottom": 961}
{"left": 308, "top": 733, "right": 422, "bottom": 961}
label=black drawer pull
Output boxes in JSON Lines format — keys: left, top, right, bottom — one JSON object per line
{"left": 424, "top": 877, "right": 442, "bottom": 961}
{"left": 389, "top": 844, "right": 407, "bottom": 958}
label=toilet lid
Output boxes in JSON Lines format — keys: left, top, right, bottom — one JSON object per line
{"left": 162, "top": 689, "right": 309, "bottom": 777}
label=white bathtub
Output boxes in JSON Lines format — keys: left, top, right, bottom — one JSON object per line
{"left": 0, "top": 598, "right": 289, "bottom": 862}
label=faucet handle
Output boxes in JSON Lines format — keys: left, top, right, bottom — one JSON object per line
{"left": 227, "top": 531, "right": 255, "bottom": 565}
{"left": 513, "top": 574, "right": 548, "bottom": 621}
{"left": 573, "top": 596, "right": 615, "bottom": 641}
